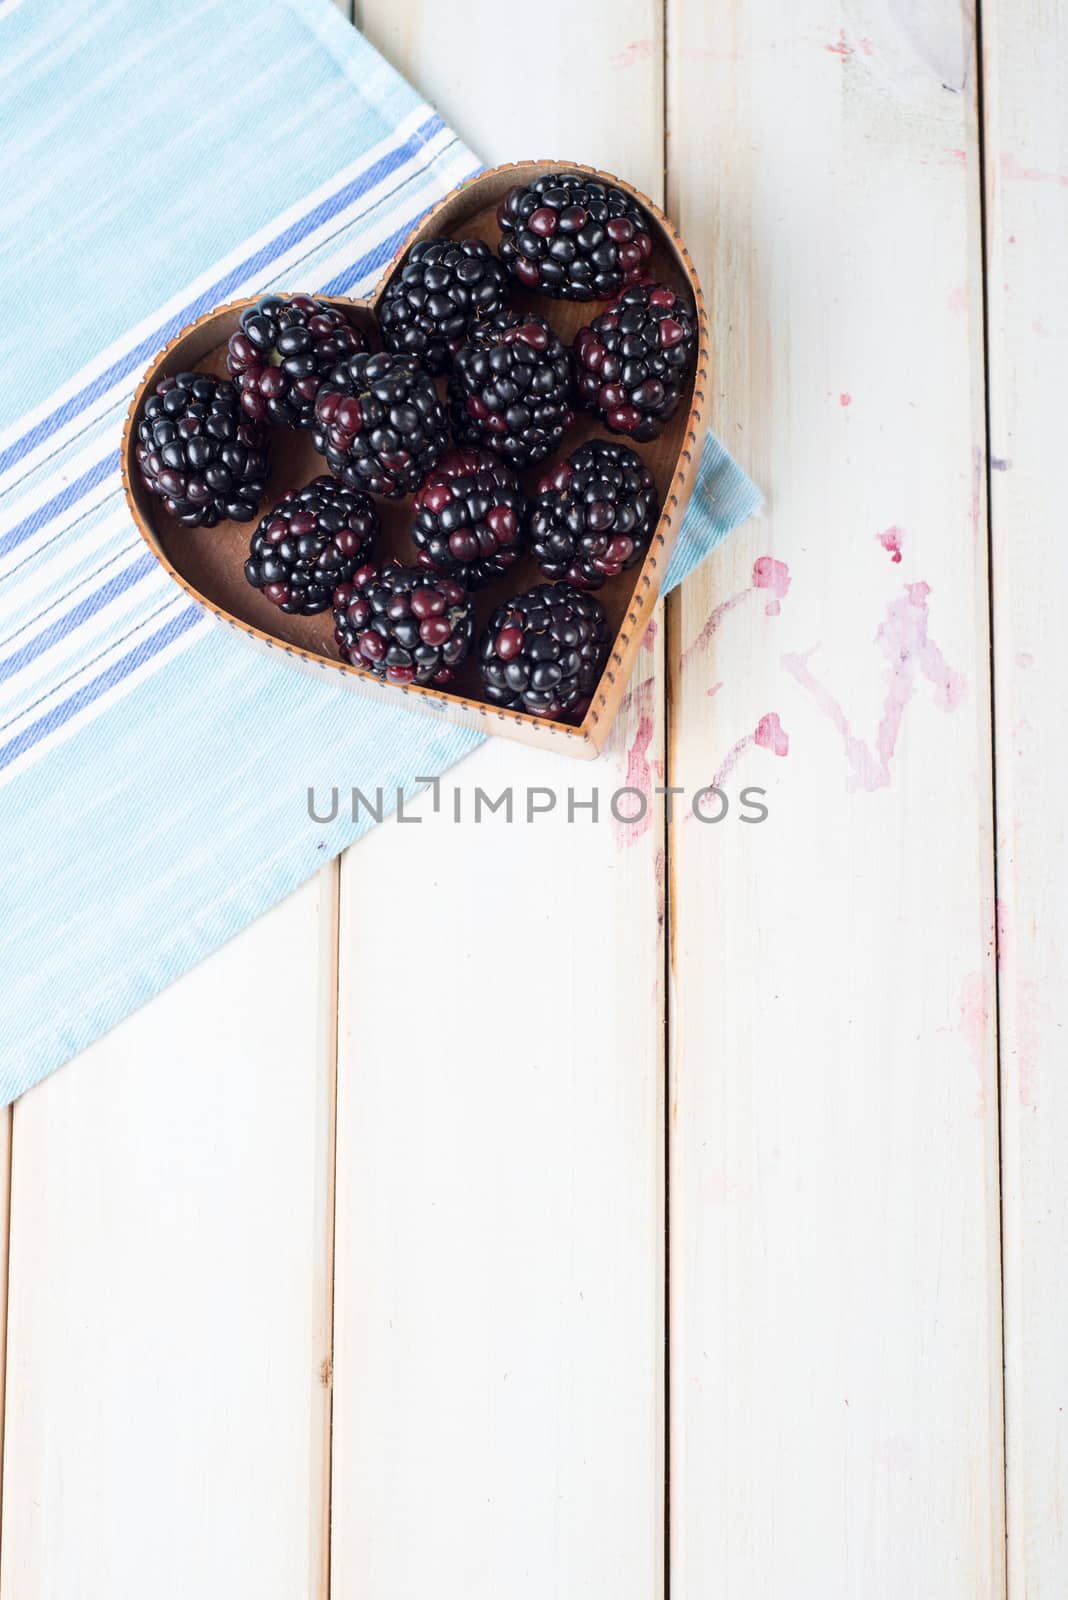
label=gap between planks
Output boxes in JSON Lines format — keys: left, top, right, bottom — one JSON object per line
{"left": 321, "top": 855, "right": 342, "bottom": 1600}
{"left": 973, "top": 1, "right": 1012, "bottom": 1589}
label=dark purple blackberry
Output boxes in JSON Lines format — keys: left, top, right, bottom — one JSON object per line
{"left": 244, "top": 477, "right": 380, "bottom": 615}
{"left": 333, "top": 562, "right": 474, "bottom": 686}
{"left": 226, "top": 295, "right": 366, "bottom": 429}
{"left": 496, "top": 172, "right": 654, "bottom": 302}
{"left": 136, "top": 372, "right": 269, "bottom": 527}
{"left": 573, "top": 282, "right": 697, "bottom": 441}
{"left": 480, "top": 583, "right": 608, "bottom": 720}
{"left": 377, "top": 237, "right": 509, "bottom": 374}
{"left": 530, "top": 440, "right": 657, "bottom": 589}
{"left": 411, "top": 449, "right": 528, "bottom": 589}
{"left": 312, "top": 351, "right": 448, "bottom": 499}
{"left": 448, "top": 311, "right": 574, "bottom": 470}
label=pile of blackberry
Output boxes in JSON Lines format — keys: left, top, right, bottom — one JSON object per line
{"left": 227, "top": 294, "right": 365, "bottom": 429}
{"left": 448, "top": 310, "right": 573, "bottom": 469}
{"left": 312, "top": 351, "right": 449, "bottom": 498}
{"left": 244, "top": 477, "right": 380, "bottom": 614}
{"left": 332, "top": 562, "right": 473, "bottom": 686}
{"left": 377, "top": 238, "right": 509, "bottom": 373}
{"left": 572, "top": 281, "right": 698, "bottom": 441}
{"left": 480, "top": 584, "right": 609, "bottom": 719}
{"left": 136, "top": 372, "right": 269, "bottom": 527}
{"left": 497, "top": 172, "right": 653, "bottom": 301}
{"left": 411, "top": 449, "right": 527, "bottom": 588}
{"left": 530, "top": 439, "right": 657, "bottom": 589}
{"left": 135, "top": 164, "right": 700, "bottom": 729}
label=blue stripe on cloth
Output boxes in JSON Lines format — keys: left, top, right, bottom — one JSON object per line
{"left": 0, "top": 116, "right": 448, "bottom": 479}
{"left": 0, "top": 603, "right": 201, "bottom": 777}
{"left": 0, "top": 453, "right": 120, "bottom": 562}
{"left": 0, "top": 553, "right": 155, "bottom": 685}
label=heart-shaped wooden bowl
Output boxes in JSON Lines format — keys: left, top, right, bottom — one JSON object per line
{"left": 121, "top": 161, "right": 709, "bottom": 758}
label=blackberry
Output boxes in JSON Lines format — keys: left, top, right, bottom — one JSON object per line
{"left": 480, "top": 583, "right": 608, "bottom": 720}
{"left": 411, "top": 449, "right": 528, "bottom": 589}
{"left": 244, "top": 477, "right": 380, "bottom": 615}
{"left": 448, "top": 311, "right": 574, "bottom": 470}
{"left": 227, "top": 295, "right": 365, "bottom": 429}
{"left": 530, "top": 439, "right": 657, "bottom": 589}
{"left": 497, "top": 172, "right": 653, "bottom": 302}
{"left": 377, "top": 237, "right": 509, "bottom": 373}
{"left": 312, "top": 351, "right": 448, "bottom": 499}
{"left": 136, "top": 372, "right": 268, "bottom": 527}
{"left": 333, "top": 562, "right": 474, "bottom": 686}
{"left": 573, "top": 282, "right": 698, "bottom": 441}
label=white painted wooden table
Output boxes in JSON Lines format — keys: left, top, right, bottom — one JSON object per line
{"left": 0, "top": 2, "right": 1064, "bottom": 1595}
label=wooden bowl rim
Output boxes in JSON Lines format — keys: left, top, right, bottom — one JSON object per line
{"left": 120, "top": 157, "right": 710, "bottom": 752}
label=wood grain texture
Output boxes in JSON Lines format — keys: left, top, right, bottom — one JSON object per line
{"left": 665, "top": 1, "right": 1004, "bottom": 1594}
{"left": 330, "top": 5, "right": 668, "bottom": 1595}
{"left": 982, "top": 0, "right": 1068, "bottom": 1591}
{"left": 0, "top": 870, "right": 338, "bottom": 1600}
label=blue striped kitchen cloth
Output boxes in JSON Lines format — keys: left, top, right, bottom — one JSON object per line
{"left": 0, "top": 0, "right": 761, "bottom": 1103}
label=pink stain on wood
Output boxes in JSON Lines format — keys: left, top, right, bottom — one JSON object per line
{"left": 688, "top": 587, "right": 749, "bottom": 655}
{"left": 754, "top": 711, "right": 789, "bottom": 756}
{"left": 684, "top": 556, "right": 791, "bottom": 661}
{"left": 958, "top": 971, "right": 989, "bottom": 1117}
{"left": 752, "top": 556, "right": 792, "bottom": 616}
{"left": 654, "top": 845, "right": 666, "bottom": 932}
{"left": 877, "top": 526, "right": 904, "bottom": 564}
{"left": 947, "top": 284, "right": 969, "bottom": 314}
{"left": 707, "top": 680, "right": 724, "bottom": 699}
{"left": 1015, "top": 651, "right": 1033, "bottom": 668}
{"left": 618, "top": 671, "right": 655, "bottom": 723}
{"left": 1002, "top": 151, "right": 1068, "bottom": 187}
{"left": 613, "top": 38, "right": 654, "bottom": 67}
{"left": 711, "top": 712, "right": 789, "bottom": 788}
{"left": 614, "top": 676, "right": 657, "bottom": 849}
{"left": 859, "top": 36, "right": 874, "bottom": 56}
{"left": 623, "top": 712, "right": 656, "bottom": 843}
{"left": 826, "top": 29, "right": 852, "bottom": 58}
{"left": 642, "top": 617, "right": 659, "bottom": 652}
{"left": 970, "top": 445, "right": 983, "bottom": 537}
{"left": 839, "top": 392, "right": 852, "bottom": 407}
{"left": 783, "top": 583, "right": 966, "bottom": 792}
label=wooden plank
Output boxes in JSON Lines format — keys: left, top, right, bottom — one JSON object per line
{"left": 331, "top": 6, "right": 667, "bottom": 1596}
{"left": 982, "top": 0, "right": 1068, "bottom": 1592}
{"left": 0, "top": 868, "right": 338, "bottom": 1600}
{"left": 665, "top": 2, "right": 1004, "bottom": 1595}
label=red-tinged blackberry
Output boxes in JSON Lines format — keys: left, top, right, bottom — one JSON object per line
{"left": 226, "top": 295, "right": 365, "bottom": 429}
{"left": 573, "top": 281, "right": 698, "bottom": 441}
{"left": 496, "top": 172, "right": 654, "bottom": 302}
{"left": 411, "top": 449, "right": 528, "bottom": 589}
{"left": 312, "top": 351, "right": 448, "bottom": 498}
{"left": 136, "top": 372, "right": 269, "bottom": 527}
{"left": 332, "top": 562, "right": 474, "bottom": 686}
{"left": 244, "top": 477, "right": 380, "bottom": 615}
{"left": 448, "top": 311, "right": 574, "bottom": 470}
{"left": 377, "top": 237, "right": 509, "bottom": 373}
{"left": 480, "top": 583, "right": 608, "bottom": 720}
{"left": 530, "top": 439, "right": 657, "bottom": 589}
